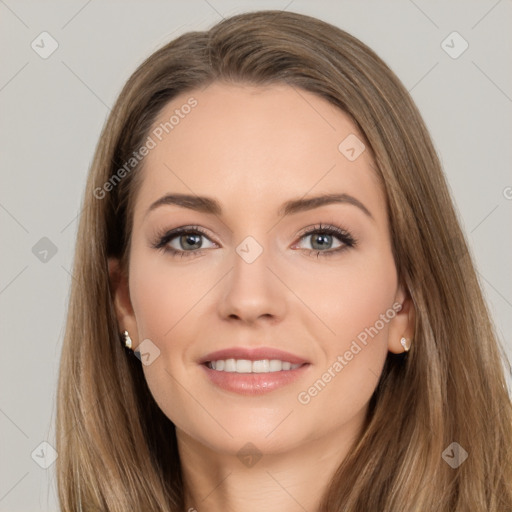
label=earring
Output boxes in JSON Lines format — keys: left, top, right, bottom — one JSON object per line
{"left": 400, "top": 337, "right": 410, "bottom": 352}
{"left": 123, "top": 330, "right": 133, "bottom": 350}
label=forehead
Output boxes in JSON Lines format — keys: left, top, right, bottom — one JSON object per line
{"left": 133, "top": 82, "right": 385, "bottom": 224}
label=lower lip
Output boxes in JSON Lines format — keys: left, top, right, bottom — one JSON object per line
{"left": 200, "top": 363, "right": 311, "bottom": 395}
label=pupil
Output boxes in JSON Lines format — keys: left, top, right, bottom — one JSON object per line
{"left": 311, "top": 234, "right": 332, "bottom": 250}
{"left": 182, "top": 234, "right": 201, "bottom": 250}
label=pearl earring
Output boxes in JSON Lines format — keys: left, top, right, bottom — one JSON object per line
{"left": 400, "top": 337, "right": 410, "bottom": 352}
{"left": 123, "top": 330, "right": 133, "bottom": 350}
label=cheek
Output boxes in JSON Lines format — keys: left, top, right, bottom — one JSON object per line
{"left": 288, "top": 252, "right": 395, "bottom": 428}
{"left": 294, "top": 251, "right": 397, "bottom": 409}
{"left": 294, "top": 249, "right": 398, "bottom": 348}
{"left": 129, "top": 252, "right": 208, "bottom": 341}
{"left": 128, "top": 254, "right": 207, "bottom": 426}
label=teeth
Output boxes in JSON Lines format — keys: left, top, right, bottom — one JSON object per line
{"left": 236, "top": 359, "right": 252, "bottom": 373}
{"left": 207, "top": 359, "right": 302, "bottom": 373}
{"left": 224, "top": 358, "right": 236, "bottom": 372}
{"left": 253, "top": 360, "right": 270, "bottom": 373}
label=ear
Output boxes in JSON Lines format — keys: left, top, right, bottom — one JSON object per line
{"left": 108, "top": 257, "right": 138, "bottom": 346}
{"left": 387, "top": 283, "right": 416, "bottom": 354}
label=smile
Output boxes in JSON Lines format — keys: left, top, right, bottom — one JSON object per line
{"left": 206, "top": 359, "right": 303, "bottom": 373}
{"left": 201, "top": 361, "right": 310, "bottom": 395}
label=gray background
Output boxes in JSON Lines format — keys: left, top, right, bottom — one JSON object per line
{"left": 1, "top": 1, "right": 511, "bottom": 510}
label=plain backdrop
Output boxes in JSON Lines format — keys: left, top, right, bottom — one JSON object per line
{"left": 1, "top": 1, "right": 511, "bottom": 510}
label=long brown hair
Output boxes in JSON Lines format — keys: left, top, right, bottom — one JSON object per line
{"left": 56, "top": 10, "right": 512, "bottom": 511}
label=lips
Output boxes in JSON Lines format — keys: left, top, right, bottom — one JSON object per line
{"left": 198, "top": 346, "right": 311, "bottom": 395}
{"left": 200, "top": 360, "right": 310, "bottom": 395}
{"left": 199, "top": 346, "right": 309, "bottom": 366}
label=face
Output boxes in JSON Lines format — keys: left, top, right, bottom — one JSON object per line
{"left": 110, "top": 82, "right": 414, "bottom": 458}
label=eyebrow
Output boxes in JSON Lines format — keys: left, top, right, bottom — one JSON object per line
{"left": 145, "top": 193, "right": 373, "bottom": 220}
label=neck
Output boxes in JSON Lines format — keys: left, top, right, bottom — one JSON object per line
{"left": 177, "top": 406, "right": 367, "bottom": 512}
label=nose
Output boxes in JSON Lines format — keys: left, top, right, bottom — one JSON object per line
{"left": 217, "top": 239, "right": 287, "bottom": 324}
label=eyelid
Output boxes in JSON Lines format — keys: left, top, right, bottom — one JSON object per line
{"left": 151, "top": 225, "right": 217, "bottom": 250}
{"left": 152, "top": 222, "right": 357, "bottom": 258}
{"left": 292, "top": 223, "right": 357, "bottom": 251}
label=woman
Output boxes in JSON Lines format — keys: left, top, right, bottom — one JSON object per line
{"left": 56, "top": 10, "right": 512, "bottom": 511}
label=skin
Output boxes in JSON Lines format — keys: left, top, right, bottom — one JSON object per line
{"left": 109, "top": 82, "right": 415, "bottom": 512}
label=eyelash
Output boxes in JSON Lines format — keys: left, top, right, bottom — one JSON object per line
{"left": 151, "top": 223, "right": 357, "bottom": 259}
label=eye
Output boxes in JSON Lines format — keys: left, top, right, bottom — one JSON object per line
{"left": 151, "top": 222, "right": 357, "bottom": 259}
{"left": 293, "top": 223, "right": 357, "bottom": 258}
{"left": 151, "top": 225, "right": 216, "bottom": 258}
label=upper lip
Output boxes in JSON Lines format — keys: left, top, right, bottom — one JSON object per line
{"left": 199, "top": 347, "right": 309, "bottom": 365}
